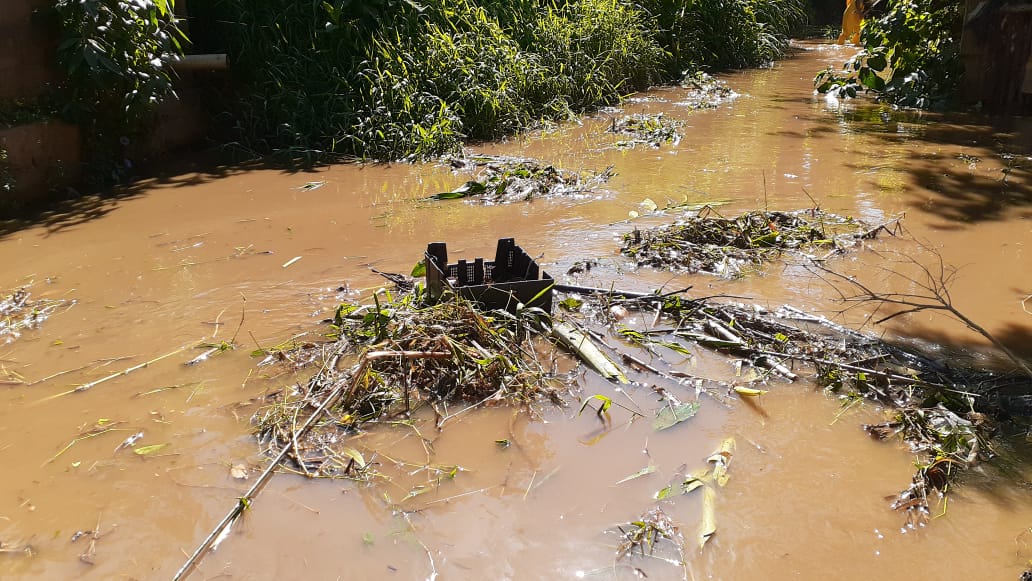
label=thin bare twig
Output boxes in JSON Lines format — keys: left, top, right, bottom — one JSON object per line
{"left": 808, "top": 246, "right": 1032, "bottom": 380}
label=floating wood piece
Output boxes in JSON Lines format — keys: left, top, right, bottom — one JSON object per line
{"left": 551, "top": 321, "right": 629, "bottom": 383}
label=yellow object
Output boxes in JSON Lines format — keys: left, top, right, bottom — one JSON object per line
{"left": 837, "top": 0, "right": 863, "bottom": 45}
{"left": 733, "top": 385, "right": 768, "bottom": 397}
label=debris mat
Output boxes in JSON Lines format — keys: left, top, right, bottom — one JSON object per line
{"left": 622, "top": 207, "right": 902, "bottom": 278}
{"left": 432, "top": 155, "right": 613, "bottom": 204}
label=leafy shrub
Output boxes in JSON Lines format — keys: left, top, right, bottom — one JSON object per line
{"left": 54, "top": 0, "right": 186, "bottom": 179}
{"left": 814, "top": 0, "right": 963, "bottom": 109}
{"left": 200, "top": 0, "right": 805, "bottom": 161}
{"left": 642, "top": 0, "right": 806, "bottom": 75}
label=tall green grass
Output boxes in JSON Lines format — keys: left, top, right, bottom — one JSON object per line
{"left": 196, "top": 0, "right": 807, "bottom": 162}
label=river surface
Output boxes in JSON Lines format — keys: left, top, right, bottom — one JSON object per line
{"left": 1, "top": 42, "right": 1031, "bottom": 580}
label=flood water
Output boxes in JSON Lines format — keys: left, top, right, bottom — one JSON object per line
{"left": 1, "top": 41, "right": 1031, "bottom": 580}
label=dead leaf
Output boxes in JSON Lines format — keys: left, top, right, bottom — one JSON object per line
{"left": 706, "top": 438, "right": 736, "bottom": 486}
{"left": 653, "top": 402, "right": 700, "bottom": 431}
{"left": 132, "top": 443, "right": 169, "bottom": 456}
{"left": 699, "top": 486, "right": 717, "bottom": 548}
{"left": 230, "top": 464, "right": 248, "bottom": 480}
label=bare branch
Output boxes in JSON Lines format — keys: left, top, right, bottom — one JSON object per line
{"left": 807, "top": 239, "right": 1032, "bottom": 380}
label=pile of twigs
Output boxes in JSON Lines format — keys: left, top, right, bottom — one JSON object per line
{"left": 563, "top": 288, "right": 1023, "bottom": 527}
{"left": 252, "top": 290, "right": 566, "bottom": 479}
{"left": 432, "top": 155, "right": 614, "bottom": 204}
{"left": 622, "top": 208, "right": 901, "bottom": 277}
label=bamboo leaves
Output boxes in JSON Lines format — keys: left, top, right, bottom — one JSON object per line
{"left": 706, "top": 438, "right": 735, "bottom": 487}
{"left": 616, "top": 464, "right": 657, "bottom": 485}
{"left": 733, "top": 385, "right": 768, "bottom": 397}
{"left": 698, "top": 486, "right": 717, "bottom": 548}
{"left": 552, "top": 322, "right": 628, "bottom": 383}
{"left": 133, "top": 443, "right": 170, "bottom": 456}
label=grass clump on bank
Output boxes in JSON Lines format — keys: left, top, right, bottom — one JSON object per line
{"left": 194, "top": 0, "right": 807, "bottom": 162}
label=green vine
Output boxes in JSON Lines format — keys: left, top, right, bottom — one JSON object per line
{"left": 54, "top": 0, "right": 187, "bottom": 181}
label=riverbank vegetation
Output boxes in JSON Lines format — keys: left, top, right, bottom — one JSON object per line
{"left": 53, "top": 0, "right": 187, "bottom": 182}
{"left": 193, "top": 0, "right": 807, "bottom": 162}
{"left": 815, "top": 0, "right": 964, "bottom": 109}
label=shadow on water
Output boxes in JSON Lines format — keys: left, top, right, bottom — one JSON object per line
{"left": 818, "top": 103, "right": 1032, "bottom": 226}
{"left": 0, "top": 148, "right": 342, "bottom": 239}
{"left": 893, "top": 319, "right": 1032, "bottom": 366}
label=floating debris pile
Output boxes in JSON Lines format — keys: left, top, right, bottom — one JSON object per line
{"left": 242, "top": 217, "right": 1027, "bottom": 575}
{"left": 607, "top": 113, "right": 681, "bottom": 148}
{"left": 622, "top": 208, "right": 901, "bottom": 277}
{"left": 1, "top": 285, "right": 72, "bottom": 344}
{"left": 677, "top": 72, "right": 737, "bottom": 110}
{"left": 252, "top": 290, "right": 566, "bottom": 479}
{"left": 432, "top": 155, "right": 613, "bottom": 204}
{"left": 561, "top": 287, "right": 1024, "bottom": 532}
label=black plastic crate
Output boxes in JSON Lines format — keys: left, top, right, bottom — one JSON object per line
{"left": 425, "top": 238, "right": 553, "bottom": 313}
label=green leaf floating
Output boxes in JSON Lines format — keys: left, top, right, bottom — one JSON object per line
{"left": 133, "top": 443, "right": 169, "bottom": 456}
{"left": 411, "top": 259, "right": 426, "bottom": 278}
{"left": 653, "top": 402, "right": 700, "bottom": 431}
{"left": 431, "top": 180, "right": 487, "bottom": 200}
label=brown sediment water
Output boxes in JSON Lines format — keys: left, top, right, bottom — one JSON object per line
{"left": 0, "top": 41, "right": 1030, "bottom": 580}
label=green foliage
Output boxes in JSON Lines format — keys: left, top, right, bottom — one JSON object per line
{"left": 54, "top": 0, "right": 186, "bottom": 180}
{"left": 0, "top": 99, "right": 57, "bottom": 129}
{"left": 200, "top": 0, "right": 806, "bottom": 161}
{"left": 0, "top": 147, "right": 14, "bottom": 194}
{"left": 814, "top": 0, "right": 963, "bottom": 109}
{"left": 642, "top": 0, "right": 807, "bottom": 75}
{"left": 530, "top": 0, "right": 666, "bottom": 109}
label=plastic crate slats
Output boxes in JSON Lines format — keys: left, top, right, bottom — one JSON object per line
{"left": 424, "top": 238, "right": 553, "bottom": 313}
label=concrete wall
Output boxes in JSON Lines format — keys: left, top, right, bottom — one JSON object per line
{"left": 960, "top": 0, "right": 1032, "bottom": 114}
{"left": 0, "top": 0, "right": 80, "bottom": 211}
{"left": 0, "top": 0, "right": 61, "bottom": 101}
{"left": 0, "top": 121, "right": 81, "bottom": 209}
{"left": 0, "top": 0, "right": 211, "bottom": 212}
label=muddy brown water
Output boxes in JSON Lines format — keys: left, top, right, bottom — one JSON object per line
{"left": 2, "top": 41, "right": 1031, "bottom": 580}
